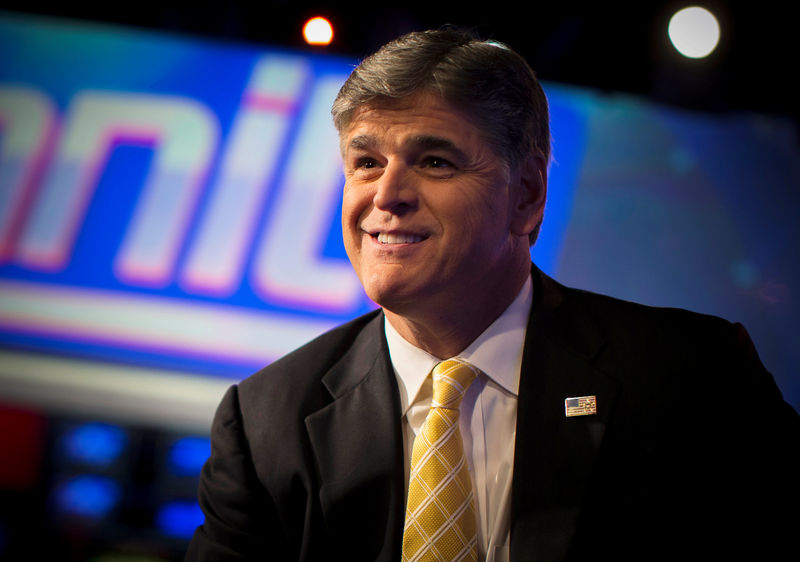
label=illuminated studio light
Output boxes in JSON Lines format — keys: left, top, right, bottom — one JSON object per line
{"left": 668, "top": 6, "right": 721, "bottom": 58}
{"left": 62, "top": 422, "right": 128, "bottom": 468}
{"left": 168, "top": 436, "right": 211, "bottom": 476}
{"left": 156, "top": 500, "right": 205, "bottom": 538}
{"left": 56, "top": 475, "right": 121, "bottom": 518}
{"left": 303, "top": 17, "right": 334, "bottom": 46}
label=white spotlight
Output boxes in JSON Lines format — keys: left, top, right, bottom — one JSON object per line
{"left": 668, "top": 6, "right": 721, "bottom": 59}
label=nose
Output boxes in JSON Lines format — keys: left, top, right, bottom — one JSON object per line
{"left": 373, "top": 163, "right": 417, "bottom": 214}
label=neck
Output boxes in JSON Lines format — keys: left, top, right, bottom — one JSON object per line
{"left": 384, "top": 266, "right": 530, "bottom": 359}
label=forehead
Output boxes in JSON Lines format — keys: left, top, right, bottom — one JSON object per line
{"left": 342, "top": 93, "right": 490, "bottom": 153}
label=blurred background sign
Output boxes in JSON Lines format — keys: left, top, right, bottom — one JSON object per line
{"left": 0, "top": 13, "right": 588, "bottom": 420}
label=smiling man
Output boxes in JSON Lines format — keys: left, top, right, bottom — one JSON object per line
{"left": 187, "top": 28, "right": 798, "bottom": 562}
{"left": 341, "top": 91, "right": 542, "bottom": 360}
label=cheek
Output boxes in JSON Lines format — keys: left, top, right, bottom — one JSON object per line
{"left": 446, "top": 187, "right": 504, "bottom": 231}
{"left": 341, "top": 187, "right": 363, "bottom": 232}
{"left": 341, "top": 188, "right": 368, "bottom": 259}
{"left": 440, "top": 190, "right": 512, "bottom": 256}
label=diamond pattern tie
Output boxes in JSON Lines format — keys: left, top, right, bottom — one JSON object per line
{"left": 402, "top": 358, "right": 479, "bottom": 562}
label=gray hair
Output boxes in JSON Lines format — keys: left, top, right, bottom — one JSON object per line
{"left": 331, "top": 27, "right": 551, "bottom": 170}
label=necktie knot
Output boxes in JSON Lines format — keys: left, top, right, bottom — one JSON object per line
{"left": 431, "top": 358, "right": 478, "bottom": 410}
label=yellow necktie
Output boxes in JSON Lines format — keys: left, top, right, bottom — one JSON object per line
{"left": 402, "top": 358, "right": 479, "bottom": 562}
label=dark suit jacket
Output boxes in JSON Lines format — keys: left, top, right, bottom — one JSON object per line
{"left": 186, "top": 266, "right": 799, "bottom": 561}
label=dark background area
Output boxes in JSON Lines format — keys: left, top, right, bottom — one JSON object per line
{"left": 3, "top": 1, "right": 797, "bottom": 122}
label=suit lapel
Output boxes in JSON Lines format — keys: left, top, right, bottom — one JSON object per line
{"left": 510, "top": 267, "right": 619, "bottom": 561}
{"left": 304, "top": 312, "right": 405, "bottom": 560}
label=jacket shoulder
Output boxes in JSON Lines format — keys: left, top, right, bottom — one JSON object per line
{"left": 231, "top": 308, "right": 386, "bottom": 440}
{"left": 241, "top": 309, "right": 383, "bottom": 389}
{"left": 555, "top": 279, "right": 737, "bottom": 343}
{"left": 545, "top": 276, "right": 789, "bottom": 409}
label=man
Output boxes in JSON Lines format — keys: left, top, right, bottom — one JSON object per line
{"left": 186, "top": 28, "right": 798, "bottom": 561}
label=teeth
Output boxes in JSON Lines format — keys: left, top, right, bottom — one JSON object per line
{"left": 376, "top": 232, "right": 424, "bottom": 244}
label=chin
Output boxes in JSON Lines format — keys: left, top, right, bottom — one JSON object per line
{"left": 363, "top": 287, "right": 401, "bottom": 310}
{"left": 363, "top": 283, "right": 413, "bottom": 313}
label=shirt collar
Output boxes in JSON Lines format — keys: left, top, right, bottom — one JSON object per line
{"left": 385, "top": 274, "right": 532, "bottom": 415}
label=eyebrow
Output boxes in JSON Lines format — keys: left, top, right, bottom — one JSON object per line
{"left": 406, "top": 134, "right": 465, "bottom": 158}
{"left": 347, "top": 133, "right": 468, "bottom": 161}
{"left": 347, "top": 135, "right": 374, "bottom": 151}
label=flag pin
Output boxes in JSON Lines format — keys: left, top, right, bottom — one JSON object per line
{"left": 565, "top": 395, "right": 597, "bottom": 417}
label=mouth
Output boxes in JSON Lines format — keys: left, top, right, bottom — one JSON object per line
{"left": 375, "top": 232, "right": 426, "bottom": 244}
{"left": 364, "top": 229, "right": 428, "bottom": 245}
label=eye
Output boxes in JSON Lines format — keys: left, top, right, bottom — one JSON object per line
{"left": 348, "top": 156, "right": 382, "bottom": 176}
{"left": 347, "top": 155, "right": 383, "bottom": 180}
{"left": 421, "top": 156, "right": 453, "bottom": 169}
{"left": 419, "top": 156, "right": 457, "bottom": 178}
{"left": 356, "top": 157, "right": 378, "bottom": 169}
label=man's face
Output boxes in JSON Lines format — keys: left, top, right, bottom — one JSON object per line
{"left": 341, "top": 93, "right": 541, "bottom": 318}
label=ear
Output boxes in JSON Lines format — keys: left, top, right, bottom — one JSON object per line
{"left": 509, "top": 152, "right": 548, "bottom": 238}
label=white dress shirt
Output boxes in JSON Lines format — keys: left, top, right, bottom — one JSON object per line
{"left": 385, "top": 275, "right": 532, "bottom": 562}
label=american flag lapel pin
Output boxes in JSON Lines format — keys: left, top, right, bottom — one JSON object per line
{"left": 565, "top": 395, "right": 597, "bottom": 417}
